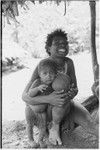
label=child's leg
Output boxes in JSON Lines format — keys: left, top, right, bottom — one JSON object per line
{"left": 29, "top": 104, "right": 47, "bottom": 113}
{"left": 73, "top": 101, "right": 98, "bottom": 138}
{"left": 26, "top": 105, "right": 48, "bottom": 148}
{"left": 31, "top": 104, "right": 48, "bottom": 143}
{"left": 38, "top": 112, "right": 47, "bottom": 148}
{"left": 25, "top": 105, "right": 39, "bottom": 148}
{"left": 49, "top": 104, "right": 70, "bottom": 145}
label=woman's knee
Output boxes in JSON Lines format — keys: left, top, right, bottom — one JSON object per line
{"left": 73, "top": 101, "right": 91, "bottom": 118}
{"left": 72, "top": 102, "right": 94, "bottom": 125}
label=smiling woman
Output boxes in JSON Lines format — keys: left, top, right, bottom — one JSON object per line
{"left": 22, "top": 29, "right": 98, "bottom": 148}
{"left": 2, "top": 0, "right": 99, "bottom": 149}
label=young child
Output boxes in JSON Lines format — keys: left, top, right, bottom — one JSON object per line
{"left": 23, "top": 29, "right": 98, "bottom": 147}
{"left": 26, "top": 59, "right": 57, "bottom": 148}
{"left": 26, "top": 58, "right": 71, "bottom": 147}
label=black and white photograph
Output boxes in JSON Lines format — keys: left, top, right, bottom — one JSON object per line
{"left": 1, "top": 0, "right": 99, "bottom": 148}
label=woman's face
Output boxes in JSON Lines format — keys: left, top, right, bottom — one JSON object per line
{"left": 48, "top": 36, "right": 69, "bottom": 58}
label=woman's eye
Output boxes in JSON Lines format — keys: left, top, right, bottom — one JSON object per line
{"left": 53, "top": 41, "right": 59, "bottom": 45}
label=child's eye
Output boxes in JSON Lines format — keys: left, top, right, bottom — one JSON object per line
{"left": 43, "top": 72, "right": 47, "bottom": 75}
{"left": 55, "top": 41, "right": 58, "bottom": 44}
{"left": 45, "top": 72, "right": 50, "bottom": 76}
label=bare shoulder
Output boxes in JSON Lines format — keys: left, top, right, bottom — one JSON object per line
{"left": 38, "top": 57, "right": 51, "bottom": 64}
{"left": 65, "top": 57, "right": 74, "bottom": 66}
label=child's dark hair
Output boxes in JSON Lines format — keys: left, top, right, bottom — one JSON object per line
{"left": 45, "top": 29, "right": 68, "bottom": 55}
{"left": 38, "top": 59, "right": 58, "bottom": 75}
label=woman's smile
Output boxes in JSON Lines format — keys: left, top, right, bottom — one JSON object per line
{"left": 57, "top": 48, "right": 67, "bottom": 56}
{"left": 58, "top": 48, "right": 66, "bottom": 53}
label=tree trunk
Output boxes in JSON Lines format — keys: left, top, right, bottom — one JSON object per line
{"left": 89, "top": 1, "right": 99, "bottom": 82}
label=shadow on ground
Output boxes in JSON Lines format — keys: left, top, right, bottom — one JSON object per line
{"left": 2, "top": 108, "right": 99, "bottom": 149}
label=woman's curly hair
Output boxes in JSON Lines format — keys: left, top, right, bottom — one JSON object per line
{"left": 45, "top": 29, "right": 68, "bottom": 55}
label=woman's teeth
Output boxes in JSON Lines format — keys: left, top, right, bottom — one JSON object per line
{"left": 58, "top": 49, "right": 65, "bottom": 52}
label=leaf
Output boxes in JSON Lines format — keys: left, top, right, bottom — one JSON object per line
{"left": 30, "top": 0, "right": 35, "bottom": 4}
{"left": 11, "top": 1, "right": 19, "bottom": 16}
{"left": 17, "top": 0, "right": 27, "bottom": 7}
{"left": 2, "top": 1, "right": 10, "bottom": 12}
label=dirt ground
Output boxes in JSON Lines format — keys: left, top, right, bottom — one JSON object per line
{"left": 2, "top": 108, "right": 99, "bottom": 149}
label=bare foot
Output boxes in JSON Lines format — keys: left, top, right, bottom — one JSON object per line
{"left": 45, "top": 137, "right": 56, "bottom": 148}
{"left": 29, "top": 140, "right": 39, "bottom": 148}
{"left": 39, "top": 140, "right": 47, "bottom": 148}
{"left": 49, "top": 124, "right": 62, "bottom": 145}
{"left": 38, "top": 129, "right": 48, "bottom": 148}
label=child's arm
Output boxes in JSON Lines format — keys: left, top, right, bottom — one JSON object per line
{"left": 28, "top": 79, "right": 48, "bottom": 97}
{"left": 28, "top": 79, "right": 40, "bottom": 97}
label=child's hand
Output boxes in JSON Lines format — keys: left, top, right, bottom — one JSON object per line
{"left": 38, "top": 84, "right": 48, "bottom": 92}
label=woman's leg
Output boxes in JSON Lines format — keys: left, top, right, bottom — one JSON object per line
{"left": 72, "top": 101, "right": 98, "bottom": 137}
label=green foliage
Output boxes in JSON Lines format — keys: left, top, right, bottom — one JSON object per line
{"left": 2, "top": 57, "right": 25, "bottom": 73}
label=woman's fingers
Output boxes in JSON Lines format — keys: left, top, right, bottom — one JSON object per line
{"left": 54, "top": 91, "right": 66, "bottom": 98}
{"left": 49, "top": 92, "right": 67, "bottom": 106}
{"left": 56, "top": 98, "right": 65, "bottom": 106}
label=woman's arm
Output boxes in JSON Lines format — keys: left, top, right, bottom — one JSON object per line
{"left": 22, "top": 65, "right": 67, "bottom": 106}
{"left": 22, "top": 66, "right": 42, "bottom": 104}
{"left": 23, "top": 89, "right": 67, "bottom": 106}
{"left": 66, "top": 59, "right": 78, "bottom": 101}
{"left": 68, "top": 59, "right": 77, "bottom": 88}
{"left": 23, "top": 66, "right": 39, "bottom": 93}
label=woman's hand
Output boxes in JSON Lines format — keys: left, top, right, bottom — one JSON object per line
{"left": 65, "top": 83, "right": 78, "bottom": 101}
{"left": 47, "top": 90, "right": 67, "bottom": 107}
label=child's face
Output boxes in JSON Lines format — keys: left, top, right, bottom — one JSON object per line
{"left": 39, "top": 67, "right": 56, "bottom": 85}
{"left": 49, "top": 36, "right": 68, "bottom": 58}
